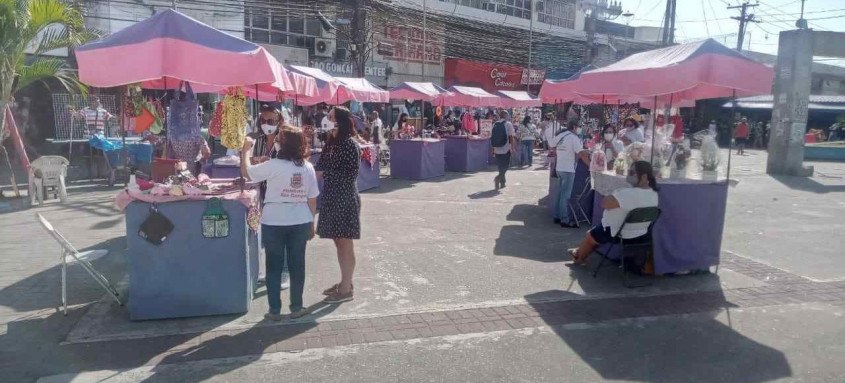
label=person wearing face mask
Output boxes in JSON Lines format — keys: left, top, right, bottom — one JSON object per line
{"left": 621, "top": 117, "right": 645, "bottom": 145}
{"left": 568, "top": 161, "right": 660, "bottom": 265}
{"left": 548, "top": 115, "right": 588, "bottom": 228}
{"left": 601, "top": 124, "right": 625, "bottom": 170}
{"left": 253, "top": 104, "right": 283, "bottom": 159}
{"left": 240, "top": 127, "right": 319, "bottom": 320}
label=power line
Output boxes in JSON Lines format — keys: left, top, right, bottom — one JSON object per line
{"left": 707, "top": 0, "right": 724, "bottom": 35}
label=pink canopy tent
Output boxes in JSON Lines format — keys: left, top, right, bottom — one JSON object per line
{"left": 572, "top": 39, "right": 774, "bottom": 101}
{"left": 333, "top": 77, "right": 390, "bottom": 104}
{"left": 496, "top": 90, "right": 541, "bottom": 108}
{"left": 286, "top": 65, "right": 342, "bottom": 106}
{"left": 436, "top": 86, "right": 501, "bottom": 107}
{"left": 389, "top": 82, "right": 448, "bottom": 102}
{"left": 76, "top": 9, "right": 283, "bottom": 91}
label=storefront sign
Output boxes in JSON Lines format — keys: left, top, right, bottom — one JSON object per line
{"left": 444, "top": 58, "right": 546, "bottom": 93}
{"left": 309, "top": 60, "right": 387, "bottom": 78}
{"left": 377, "top": 22, "right": 443, "bottom": 64}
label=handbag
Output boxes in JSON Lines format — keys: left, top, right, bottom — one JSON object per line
{"left": 138, "top": 204, "right": 174, "bottom": 245}
{"left": 168, "top": 82, "right": 200, "bottom": 141}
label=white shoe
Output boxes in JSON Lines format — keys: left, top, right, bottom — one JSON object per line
{"left": 280, "top": 272, "right": 290, "bottom": 290}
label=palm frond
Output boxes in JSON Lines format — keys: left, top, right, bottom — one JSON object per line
{"left": 15, "top": 57, "right": 86, "bottom": 95}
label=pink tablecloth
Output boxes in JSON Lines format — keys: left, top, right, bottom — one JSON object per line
{"left": 115, "top": 188, "right": 258, "bottom": 211}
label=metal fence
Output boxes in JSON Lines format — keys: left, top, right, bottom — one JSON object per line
{"left": 51, "top": 94, "right": 118, "bottom": 141}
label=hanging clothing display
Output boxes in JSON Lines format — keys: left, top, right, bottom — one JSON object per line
{"left": 220, "top": 88, "right": 247, "bottom": 150}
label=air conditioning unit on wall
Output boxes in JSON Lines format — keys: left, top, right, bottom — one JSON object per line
{"left": 314, "top": 38, "right": 335, "bottom": 58}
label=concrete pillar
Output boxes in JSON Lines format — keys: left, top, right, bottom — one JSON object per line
{"left": 766, "top": 30, "right": 814, "bottom": 177}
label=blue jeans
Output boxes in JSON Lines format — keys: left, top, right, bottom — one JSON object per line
{"left": 555, "top": 171, "right": 576, "bottom": 222}
{"left": 520, "top": 140, "right": 534, "bottom": 166}
{"left": 261, "top": 222, "right": 310, "bottom": 314}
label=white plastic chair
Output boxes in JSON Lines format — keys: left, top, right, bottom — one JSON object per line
{"left": 29, "top": 155, "right": 69, "bottom": 205}
{"left": 36, "top": 213, "right": 122, "bottom": 315}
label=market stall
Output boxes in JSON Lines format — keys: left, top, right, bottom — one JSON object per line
{"left": 116, "top": 186, "right": 260, "bottom": 320}
{"left": 539, "top": 39, "right": 774, "bottom": 274}
{"left": 309, "top": 144, "right": 380, "bottom": 192}
{"left": 386, "top": 82, "right": 449, "bottom": 178}
{"left": 435, "top": 86, "right": 501, "bottom": 172}
{"left": 76, "top": 9, "right": 296, "bottom": 319}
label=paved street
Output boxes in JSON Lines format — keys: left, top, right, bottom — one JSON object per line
{"left": 1, "top": 150, "right": 844, "bottom": 382}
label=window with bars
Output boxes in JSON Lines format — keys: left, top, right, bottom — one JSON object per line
{"left": 244, "top": 1, "right": 323, "bottom": 55}
{"left": 537, "top": 0, "right": 575, "bottom": 29}
{"left": 439, "top": 0, "right": 532, "bottom": 21}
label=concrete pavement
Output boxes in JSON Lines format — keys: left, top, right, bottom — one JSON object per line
{"left": 1, "top": 150, "right": 844, "bottom": 382}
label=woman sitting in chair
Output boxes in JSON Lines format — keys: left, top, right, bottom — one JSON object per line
{"left": 569, "top": 160, "right": 659, "bottom": 265}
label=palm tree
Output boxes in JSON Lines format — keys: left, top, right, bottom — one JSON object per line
{"left": 0, "top": 0, "right": 97, "bottom": 192}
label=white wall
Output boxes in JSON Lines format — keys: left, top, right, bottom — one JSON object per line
{"left": 84, "top": 0, "right": 244, "bottom": 39}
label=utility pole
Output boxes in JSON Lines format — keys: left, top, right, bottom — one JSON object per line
{"left": 661, "top": 0, "right": 676, "bottom": 46}
{"left": 728, "top": 1, "right": 760, "bottom": 52}
{"left": 526, "top": 0, "right": 534, "bottom": 94}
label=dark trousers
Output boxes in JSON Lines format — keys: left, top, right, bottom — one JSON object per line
{"left": 495, "top": 152, "right": 511, "bottom": 185}
{"left": 261, "top": 222, "right": 310, "bottom": 314}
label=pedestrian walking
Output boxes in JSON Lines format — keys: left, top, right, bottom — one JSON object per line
{"left": 518, "top": 115, "right": 537, "bottom": 167}
{"left": 240, "top": 127, "right": 319, "bottom": 321}
{"left": 735, "top": 117, "right": 749, "bottom": 155}
{"left": 317, "top": 107, "right": 361, "bottom": 304}
{"left": 549, "top": 117, "right": 586, "bottom": 228}
{"left": 491, "top": 110, "right": 515, "bottom": 190}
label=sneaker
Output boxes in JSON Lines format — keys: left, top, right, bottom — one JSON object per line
{"left": 264, "top": 312, "right": 283, "bottom": 321}
{"left": 289, "top": 308, "right": 309, "bottom": 319}
{"left": 553, "top": 218, "right": 561, "bottom": 224}
{"left": 323, "top": 289, "right": 354, "bottom": 304}
{"left": 280, "top": 272, "right": 290, "bottom": 290}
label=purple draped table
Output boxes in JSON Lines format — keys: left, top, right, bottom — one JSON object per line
{"left": 444, "top": 136, "right": 491, "bottom": 172}
{"left": 589, "top": 172, "right": 728, "bottom": 274}
{"left": 390, "top": 139, "right": 446, "bottom": 180}
{"left": 546, "top": 156, "right": 594, "bottom": 220}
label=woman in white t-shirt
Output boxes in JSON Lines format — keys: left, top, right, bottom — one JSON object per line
{"left": 241, "top": 127, "right": 319, "bottom": 321}
{"left": 568, "top": 160, "right": 659, "bottom": 265}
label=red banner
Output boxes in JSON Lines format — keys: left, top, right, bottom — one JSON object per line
{"left": 444, "top": 58, "right": 545, "bottom": 93}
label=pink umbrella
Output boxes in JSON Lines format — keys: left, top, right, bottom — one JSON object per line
{"left": 572, "top": 39, "right": 774, "bottom": 100}
{"left": 496, "top": 90, "right": 541, "bottom": 108}
{"left": 333, "top": 77, "right": 390, "bottom": 104}
{"left": 389, "top": 82, "right": 448, "bottom": 102}
{"left": 436, "top": 86, "right": 501, "bottom": 107}
{"left": 76, "top": 9, "right": 281, "bottom": 90}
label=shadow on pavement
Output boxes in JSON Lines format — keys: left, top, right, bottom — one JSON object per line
{"left": 468, "top": 189, "right": 500, "bottom": 199}
{"left": 494, "top": 204, "right": 582, "bottom": 263}
{"left": 526, "top": 272, "right": 793, "bottom": 383}
{"left": 771, "top": 174, "right": 845, "bottom": 194}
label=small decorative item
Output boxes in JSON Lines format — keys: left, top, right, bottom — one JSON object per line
{"left": 590, "top": 150, "right": 606, "bottom": 172}
{"left": 699, "top": 135, "right": 721, "bottom": 181}
{"left": 201, "top": 198, "right": 229, "bottom": 238}
{"left": 614, "top": 157, "right": 627, "bottom": 175}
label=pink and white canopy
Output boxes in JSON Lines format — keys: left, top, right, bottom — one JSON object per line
{"left": 333, "top": 77, "right": 390, "bottom": 104}
{"left": 496, "top": 90, "right": 541, "bottom": 108}
{"left": 436, "top": 86, "right": 501, "bottom": 107}
{"left": 76, "top": 9, "right": 283, "bottom": 91}
{"left": 389, "top": 82, "right": 448, "bottom": 102}
{"left": 571, "top": 39, "right": 774, "bottom": 101}
{"left": 286, "top": 65, "right": 342, "bottom": 106}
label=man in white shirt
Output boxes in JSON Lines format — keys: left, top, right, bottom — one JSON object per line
{"left": 548, "top": 116, "right": 586, "bottom": 227}
{"left": 491, "top": 110, "right": 515, "bottom": 190}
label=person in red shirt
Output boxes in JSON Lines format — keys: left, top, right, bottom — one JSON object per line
{"left": 735, "top": 117, "right": 749, "bottom": 155}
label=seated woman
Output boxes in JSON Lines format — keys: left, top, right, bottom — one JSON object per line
{"left": 569, "top": 161, "right": 660, "bottom": 265}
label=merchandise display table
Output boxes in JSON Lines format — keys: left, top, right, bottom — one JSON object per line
{"left": 389, "top": 139, "right": 446, "bottom": 180}
{"left": 590, "top": 172, "right": 728, "bottom": 274}
{"left": 444, "top": 136, "right": 490, "bottom": 172}
{"left": 546, "top": 156, "right": 593, "bottom": 221}
{"left": 118, "top": 189, "right": 259, "bottom": 320}
{"left": 309, "top": 143, "right": 380, "bottom": 192}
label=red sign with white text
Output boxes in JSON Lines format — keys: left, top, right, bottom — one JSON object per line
{"left": 443, "top": 58, "right": 545, "bottom": 93}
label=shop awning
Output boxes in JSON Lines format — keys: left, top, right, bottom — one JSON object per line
{"left": 436, "top": 86, "right": 501, "bottom": 107}
{"left": 389, "top": 82, "right": 449, "bottom": 102}
{"left": 333, "top": 77, "right": 390, "bottom": 104}
{"left": 723, "top": 95, "right": 845, "bottom": 111}
{"left": 76, "top": 9, "right": 283, "bottom": 91}
{"left": 286, "top": 65, "right": 342, "bottom": 106}
{"left": 571, "top": 39, "right": 774, "bottom": 101}
{"left": 496, "top": 90, "right": 541, "bottom": 108}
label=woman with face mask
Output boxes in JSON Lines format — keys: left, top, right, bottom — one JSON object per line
{"left": 316, "top": 107, "right": 361, "bottom": 304}
{"left": 601, "top": 124, "right": 625, "bottom": 170}
{"left": 253, "top": 104, "right": 283, "bottom": 160}
{"left": 568, "top": 161, "right": 660, "bottom": 265}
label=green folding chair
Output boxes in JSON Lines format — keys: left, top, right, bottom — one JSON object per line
{"left": 593, "top": 207, "right": 661, "bottom": 288}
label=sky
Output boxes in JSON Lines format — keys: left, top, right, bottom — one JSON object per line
{"left": 622, "top": 0, "right": 845, "bottom": 66}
